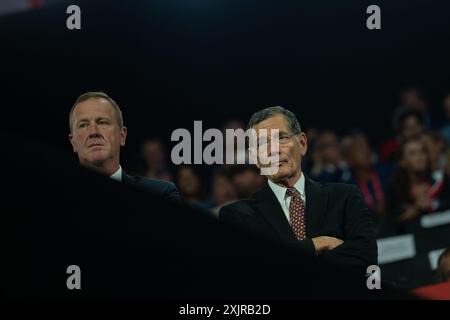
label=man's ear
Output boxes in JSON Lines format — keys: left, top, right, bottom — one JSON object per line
{"left": 299, "top": 132, "right": 308, "bottom": 156}
{"left": 120, "top": 127, "right": 128, "bottom": 147}
{"left": 68, "top": 133, "right": 77, "bottom": 153}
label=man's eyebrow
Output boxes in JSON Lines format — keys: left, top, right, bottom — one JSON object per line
{"left": 269, "top": 129, "right": 289, "bottom": 135}
{"left": 96, "top": 116, "right": 111, "bottom": 121}
{"left": 76, "top": 118, "right": 89, "bottom": 125}
{"left": 75, "top": 117, "right": 111, "bottom": 126}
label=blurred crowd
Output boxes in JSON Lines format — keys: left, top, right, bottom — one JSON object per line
{"left": 128, "top": 86, "right": 450, "bottom": 237}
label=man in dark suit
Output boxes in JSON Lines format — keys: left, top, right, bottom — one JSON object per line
{"left": 68, "top": 91, "right": 181, "bottom": 202}
{"left": 219, "top": 106, "right": 377, "bottom": 270}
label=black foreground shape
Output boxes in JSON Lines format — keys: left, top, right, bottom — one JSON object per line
{"left": 0, "top": 131, "right": 413, "bottom": 300}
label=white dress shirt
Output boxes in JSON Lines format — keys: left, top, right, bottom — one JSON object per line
{"left": 267, "top": 172, "right": 306, "bottom": 224}
{"left": 110, "top": 166, "right": 123, "bottom": 182}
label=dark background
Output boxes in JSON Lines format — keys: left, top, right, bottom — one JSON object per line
{"left": 1, "top": 0, "right": 450, "bottom": 299}
{"left": 2, "top": 0, "right": 450, "bottom": 167}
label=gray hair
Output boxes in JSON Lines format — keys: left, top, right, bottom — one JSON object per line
{"left": 69, "top": 91, "right": 124, "bottom": 133}
{"left": 247, "top": 106, "right": 301, "bottom": 134}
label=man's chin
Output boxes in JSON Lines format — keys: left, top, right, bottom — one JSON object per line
{"left": 268, "top": 169, "right": 291, "bottom": 183}
{"left": 84, "top": 153, "right": 108, "bottom": 166}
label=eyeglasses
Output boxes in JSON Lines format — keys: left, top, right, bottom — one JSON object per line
{"left": 249, "top": 133, "right": 297, "bottom": 150}
{"left": 277, "top": 133, "right": 297, "bottom": 145}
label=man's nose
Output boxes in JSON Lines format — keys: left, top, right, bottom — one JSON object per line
{"left": 87, "top": 123, "right": 101, "bottom": 136}
{"left": 258, "top": 141, "right": 280, "bottom": 159}
{"left": 266, "top": 139, "right": 280, "bottom": 157}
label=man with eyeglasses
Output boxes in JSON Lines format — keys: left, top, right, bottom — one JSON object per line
{"left": 219, "top": 106, "right": 377, "bottom": 270}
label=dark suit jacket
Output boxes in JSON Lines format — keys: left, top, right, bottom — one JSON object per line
{"left": 219, "top": 175, "right": 377, "bottom": 270}
{"left": 122, "top": 171, "right": 182, "bottom": 203}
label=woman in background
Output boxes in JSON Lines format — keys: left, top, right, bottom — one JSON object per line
{"left": 386, "top": 137, "right": 450, "bottom": 226}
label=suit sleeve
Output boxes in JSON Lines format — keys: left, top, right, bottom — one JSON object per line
{"left": 219, "top": 205, "right": 247, "bottom": 231}
{"left": 286, "top": 239, "right": 317, "bottom": 258}
{"left": 319, "top": 185, "right": 378, "bottom": 270}
{"left": 164, "top": 182, "right": 183, "bottom": 203}
{"left": 220, "top": 205, "right": 317, "bottom": 258}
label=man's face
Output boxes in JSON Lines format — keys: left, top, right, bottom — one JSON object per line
{"left": 401, "top": 116, "right": 424, "bottom": 139}
{"left": 213, "top": 175, "right": 236, "bottom": 205}
{"left": 317, "top": 132, "right": 341, "bottom": 165}
{"left": 439, "top": 254, "right": 450, "bottom": 281}
{"left": 402, "top": 89, "right": 427, "bottom": 111}
{"left": 69, "top": 98, "right": 127, "bottom": 167}
{"left": 348, "top": 136, "right": 372, "bottom": 169}
{"left": 252, "top": 115, "right": 307, "bottom": 184}
{"left": 177, "top": 167, "right": 200, "bottom": 197}
{"left": 232, "top": 169, "right": 266, "bottom": 198}
{"left": 142, "top": 140, "right": 165, "bottom": 166}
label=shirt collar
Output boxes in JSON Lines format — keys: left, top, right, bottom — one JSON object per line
{"left": 268, "top": 171, "right": 305, "bottom": 203}
{"left": 110, "top": 166, "right": 122, "bottom": 182}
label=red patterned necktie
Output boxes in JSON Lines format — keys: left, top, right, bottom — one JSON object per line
{"left": 286, "top": 188, "right": 306, "bottom": 240}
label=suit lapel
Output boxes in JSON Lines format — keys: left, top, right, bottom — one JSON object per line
{"left": 121, "top": 171, "right": 136, "bottom": 185}
{"left": 304, "top": 175, "right": 328, "bottom": 238}
{"left": 253, "top": 182, "right": 297, "bottom": 242}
